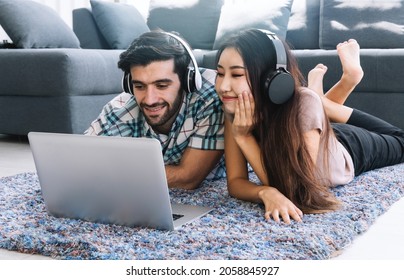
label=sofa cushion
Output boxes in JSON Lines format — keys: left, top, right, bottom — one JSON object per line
{"left": 73, "top": 8, "right": 110, "bottom": 49}
{"left": 90, "top": 0, "right": 150, "bottom": 49}
{"left": 320, "top": 0, "right": 404, "bottom": 49}
{"left": 286, "top": 0, "right": 321, "bottom": 49}
{"left": 213, "top": 0, "right": 294, "bottom": 50}
{"left": 147, "top": 0, "right": 224, "bottom": 50}
{"left": 0, "top": 0, "right": 80, "bottom": 48}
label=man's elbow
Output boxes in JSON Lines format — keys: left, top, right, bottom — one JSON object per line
{"left": 172, "top": 179, "right": 203, "bottom": 190}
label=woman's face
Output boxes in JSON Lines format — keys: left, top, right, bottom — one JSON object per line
{"left": 215, "top": 47, "right": 251, "bottom": 115}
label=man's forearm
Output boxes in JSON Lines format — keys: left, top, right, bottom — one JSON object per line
{"left": 165, "top": 165, "right": 202, "bottom": 190}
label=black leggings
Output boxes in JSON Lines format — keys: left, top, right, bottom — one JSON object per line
{"left": 332, "top": 109, "right": 404, "bottom": 176}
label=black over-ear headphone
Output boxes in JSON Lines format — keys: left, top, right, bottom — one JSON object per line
{"left": 122, "top": 32, "right": 202, "bottom": 95}
{"left": 259, "top": 30, "right": 295, "bottom": 104}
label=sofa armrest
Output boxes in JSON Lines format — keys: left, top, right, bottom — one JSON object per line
{"left": 0, "top": 48, "right": 123, "bottom": 97}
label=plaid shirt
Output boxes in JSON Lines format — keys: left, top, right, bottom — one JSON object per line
{"left": 85, "top": 68, "right": 225, "bottom": 180}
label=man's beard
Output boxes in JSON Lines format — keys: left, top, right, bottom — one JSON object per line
{"left": 140, "top": 90, "right": 184, "bottom": 129}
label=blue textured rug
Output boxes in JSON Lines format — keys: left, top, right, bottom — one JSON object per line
{"left": 1, "top": 163, "right": 403, "bottom": 260}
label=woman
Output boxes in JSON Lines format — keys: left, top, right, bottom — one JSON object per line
{"left": 215, "top": 29, "right": 404, "bottom": 224}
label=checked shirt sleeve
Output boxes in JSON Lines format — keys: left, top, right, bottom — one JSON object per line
{"left": 84, "top": 93, "right": 139, "bottom": 137}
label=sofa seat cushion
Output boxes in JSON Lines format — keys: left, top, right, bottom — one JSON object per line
{"left": 320, "top": 0, "right": 404, "bottom": 49}
{"left": 90, "top": 0, "right": 150, "bottom": 49}
{"left": 213, "top": 0, "right": 294, "bottom": 49}
{"left": 147, "top": 0, "right": 224, "bottom": 50}
{"left": 0, "top": 0, "right": 80, "bottom": 48}
{"left": 0, "top": 49, "right": 123, "bottom": 97}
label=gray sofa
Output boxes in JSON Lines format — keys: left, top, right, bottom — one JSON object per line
{"left": 0, "top": 0, "right": 403, "bottom": 136}
{"left": 202, "top": 0, "right": 404, "bottom": 130}
{"left": 0, "top": 48, "right": 122, "bottom": 135}
{"left": 0, "top": 0, "right": 124, "bottom": 135}
{"left": 72, "top": 0, "right": 404, "bottom": 131}
{"left": 286, "top": 0, "right": 404, "bottom": 131}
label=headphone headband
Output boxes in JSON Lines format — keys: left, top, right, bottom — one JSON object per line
{"left": 122, "top": 31, "right": 202, "bottom": 95}
{"left": 258, "top": 29, "right": 295, "bottom": 105}
{"left": 258, "top": 29, "right": 287, "bottom": 71}
{"left": 163, "top": 32, "right": 202, "bottom": 91}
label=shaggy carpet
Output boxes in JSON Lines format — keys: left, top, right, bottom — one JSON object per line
{"left": 0, "top": 163, "right": 403, "bottom": 260}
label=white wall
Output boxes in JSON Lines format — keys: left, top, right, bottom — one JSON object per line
{"left": 1, "top": 0, "right": 150, "bottom": 42}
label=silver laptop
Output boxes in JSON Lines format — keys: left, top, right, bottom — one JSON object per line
{"left": 28, "top": 132, "right": 213, "bottom": 231}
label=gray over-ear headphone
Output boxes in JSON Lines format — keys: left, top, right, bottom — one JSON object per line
{"left": 122, "top": 32, "right": 202, "bottom": 95}
{"left": 259, "top": 29, "right": 295, "bottom": 104}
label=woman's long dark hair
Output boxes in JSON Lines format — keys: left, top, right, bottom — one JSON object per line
{"left": 216, "top": 29, "right": 340, "bottom": 213}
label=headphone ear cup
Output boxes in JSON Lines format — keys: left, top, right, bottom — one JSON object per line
{"left": 163, "top": 32, "right": 202, "bottom": 94}
{"left": 186, "top": 68, "right": 196, "bottom": 93}
{"left": 122, "top": 72, "right": 133, "bottom": 94}
{"left": 265, "top": 70, "right": 295, "bottom": 104}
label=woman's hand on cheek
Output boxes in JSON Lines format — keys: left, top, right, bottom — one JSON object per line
{"left": 232, "top": 91, "right": 255, "bottom": 139}
{"left": 258, "top": 187, "right": 303, "bottom": 225}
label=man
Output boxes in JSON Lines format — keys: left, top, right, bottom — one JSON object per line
{"left": 85, "top": 31, "right": 225, "bottom": 190}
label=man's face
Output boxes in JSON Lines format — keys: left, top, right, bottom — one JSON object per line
{"left": 130, "top": 59, "right": 183, "bottom": 133}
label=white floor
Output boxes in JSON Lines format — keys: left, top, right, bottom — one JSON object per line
{"left": 1, "top": 134, "right": 404, "bottom": 260}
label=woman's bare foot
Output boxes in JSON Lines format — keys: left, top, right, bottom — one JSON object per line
{"left": 323, "top": 39, "right": 364, "bottom": 105}
{"left": 308, "top": 63, "right": 328, "bottom": 97}
{"left": 337, "top": 39, "right": 364, "bottom": 88}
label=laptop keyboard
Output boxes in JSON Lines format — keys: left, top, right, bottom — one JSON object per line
{"left": 172, "top": 214, "right": 184, "bottom": 220}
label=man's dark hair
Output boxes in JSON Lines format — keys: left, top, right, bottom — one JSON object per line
{"left": 118, "top": 31, "right": 191, "bottom": 89}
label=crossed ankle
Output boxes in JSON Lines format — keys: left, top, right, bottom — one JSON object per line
{"left": 341, "top": 69, "right": 363, "bottom": 87}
